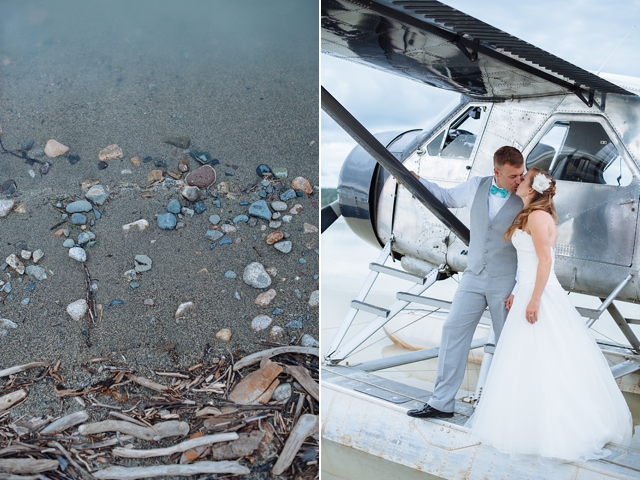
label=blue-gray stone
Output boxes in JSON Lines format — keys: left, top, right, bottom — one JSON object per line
{"left": 157, "top": 213, "right": 177, "bottom": 230}
{"left": 63, "top": 239, "right": 75, "bottom": 248}
{"left": 85, "top": 184, "right": 109, "bottom": 205}
{"left": 167, "top": 199, "right": 181, "bottom": 214}
{"left": 26, "top": 283, "right": 36, "bottom": 292}
{"left": 239, "top": 201, "right": 249, "bottom": 206}
{"left": 279, "top": 189, "right": 296, "bottom": 201}
{"left": 224, "top": 270, "right": 237, "bottom": 279}
{"left": 93, "top": 208, "right": 101, "bottom": 219}
{"left": 285, "top": 317, "right": 303, "bottom": 329}
{"left": 211, "top": 200, "right": 221, "bottom": 208}
{"left": 87, "top": 231, "right": 96, "bottom": 240}
{"left": 313, "top": 274, "right": 319, "bottom": 280}
{"left": 209, "top": 243, "right": 217, "bottom": 249}
{"left": 296, "top": 190, "right": 304, "bottom": 197}
{"left": 109, "top": 299, "right": 124, "bottom": 307}
{"left": 21, "top": 298, "right": 30, "bottom": 306}
{"left": 66, "top": 200, "right": 92, "bottom": 213}
{"left": 243, "top": 262, "right": 271, "bottom": 288}
{"left": 193, "top": 201, "right": 206, "bottom": 214}
{"left": 130, "top": 282, "right": 140, "bottom": 289}
{"left": 298, "top": 258, "right": 307, "bottom": 264}
{"left": 61, "top": 214, "right": 68, "bottom": 221}
{"left": 272, "top": 307, "right": 284, "bottom": 315}
{"left": 25, "top": 266, "right": 47, "bottom": 281}
{"left": 219, "top": 238, "right": 232, "bottom": 245}
{"left": 78, "top": 232, "right": 90, "bottom": 245}
{"left": 209, "top": 214, "right": 221, "bottom": 225}
{"left": 259, "top": 190, "right": 267, "bottom": 198}
{"left": 248, "top": 200, "right": 271, "bottom": 220}
{"left": 205, "top": 229, "right": 224, "bottom": 241}
{"left": 274, "top": 241, "right": 292, "bottom": 254}
{"left": 233, "top": 215, "right": 249, "bottom": 223}
{"left": 71, "top": 213, "right": 87, "bottom": 225}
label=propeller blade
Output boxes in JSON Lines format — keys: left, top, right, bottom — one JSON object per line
{"left": 321, "top": 200, "right": 341, "bottom": 233}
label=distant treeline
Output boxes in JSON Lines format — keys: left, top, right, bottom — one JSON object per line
{"left": 321, "top": 188, "right": 338, "bottom": 208}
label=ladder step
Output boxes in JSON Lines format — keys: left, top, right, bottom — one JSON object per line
{"left": 576, "top": 307, "right": 601, "bottom": 320}
{"left": 350, "top": 300, "right": 390, "bottom": 318}
{"left": 369, "top": 263, "right": 426, "bottom": 284}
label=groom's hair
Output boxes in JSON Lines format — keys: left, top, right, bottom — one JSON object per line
{"left": 494, "top": 146, "right": 523, "bottom": 168}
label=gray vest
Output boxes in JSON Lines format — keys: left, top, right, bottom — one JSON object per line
{"left": 466, "top": 176, "right": 522, "bottom": 276}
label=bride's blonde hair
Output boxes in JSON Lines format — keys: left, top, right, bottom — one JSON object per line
{"left": 504, "top": 168, "right": 558, "bottom": 240}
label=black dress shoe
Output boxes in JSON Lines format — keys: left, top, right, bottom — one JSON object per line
{"left": 407, "top": 404, "right": 454, "bottom": 418}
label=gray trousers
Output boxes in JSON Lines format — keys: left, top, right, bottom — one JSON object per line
{"left": 427, "top": 269, "right": 515, "bottom": 413}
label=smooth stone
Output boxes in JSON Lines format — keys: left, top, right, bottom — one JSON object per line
{"left": 32, "top": 249, "right": 44, "bottom": 264}
{"left": 44, "top": 139, "right": 69, "bottom": 158}
{"left": 205, "top": 229, "right": 224, "bottom": 241}
{"left": 181, "top": 186, "right": 200, "bottom": 202}
{"left": 224, "top": 270, "right": 237, "bottom": 279}
{"left": 279, "top": 189, "right": 296, "bottom": 201}
{"left": 181, "top": 207, "right": 194, "bottom": 217}
{"left": 248, "top": 200, "right": 271, "bottom": 221}
{"left": 5, "top": 254, "right": 24, "bottom": 274}
{"left": 272, "top": 167, "right": 288, "bottom": 179}
{"left": 256, "top": 164, "right": 272, "bottom": 177}
{"left": 143, "top": 298, "right": 154, "bottom": 306}
{"left": 134, "top": 254, "right": 152, "bottom": 273}
{"left": 77, "top": 232, "right": 90, "bottom": 244}
{"left": 209, "top": 214, "right": 221, "bottom": 225}
{"left": 63, "top": 239, "right": 75, "bottom": 248}
{"left": 98, "top": 161, "right": 108, "bottom": 170}
{"left": 71, "top": 213, "right": 87, "bottom": 225}
{"left": 266, "top": 266, "right": 278, "bottom": 277}
{"left": 266, "top": 231, "right": 284, "bottom": 245}
{"left": 220, "top": 224, "right": 236, "bottom": 234}
{"left": 176, "top": 221, "right": 186, "bottom": 229}
{"left": 130, "top": 156, "right": 141, "bottom": 167}
{"left": 300, "top": 334, "right": 319, "bottom": 347}
{"left": 193, "top": 201, "right": 206, "bottom": 214}
{"left": 216, "top": 328, "right": 232, "bottom": 342}
{"left": 308, "top": 290, "right": 319, "bottom": 307}
{"left": 291, "top": 176, "right": 313, "bottom": 194}
{"left": 243, "top": 262, "right": 272, "bottom": 289}
{"left": 122, "top": 219, "right": 149, "bottom": 232}
{"left": 186, "top": 165, "right": 216, "bottom": 188}
{"left": 251, "top": 315, "right": 272, "bottom": 332}
{"left": 85, "top": 185, "right": 109, "bottom": 205}
{"left": 68, "top": 247, "right": 86, "bottom": 262}
{"left": 3, "top": 283, "right": 11, "bottom": 293}
{"left": 254, "top": 288, "right": 277, "bottom": 307}
{"left": 274, "top": 240, "right": 292, "bottom": 253}
{"left": 272, "top": 212, "right": 281, "bottom": 219}
{"left": 67, "top": 299, "right": 88, "bottom": 321}
{"left": 211, "top": 199, "right": 221, "bottom": 208}
{"left": 109, "top": 299, "right": 124, "bottom": 307}
{"left": 290, "top": 204, "right": 304, "bottom": 215}
{"left": 130, "top": 282, "right": 140, "bottom": 289}
{"left": 233, "top": 214, "right": 249, "bottom": 223}
{"left": 25, "top": 265, "right": 46, "bottom": 281}
{"left": 282, "top": 215, "right": 293, "bottom": 223}
{"left": 93, "top": 208, "right": 101, "bottom": 219}
{"left": 271, "top": 201, "right": 287, "bottom": 212}
{"left": 124, "top": 269, "right": 137, "bottom": 282}
{"left": 147, "top": 169, "right": 164, "bottom": 182}
{"left": 285, "top": 317, "right": 303, "bottom": 329}
{"left": 175, "top": 301, "right": 195, "bottom": 318}
{"left": 66, "top": 200, "right": 92, "bottom": 213}
{"left": 98, "top": 144, "right": 123, "bottom": 161}
{"left": 0, "top": 199, "right": 15, "bottom": 217}
{"left": 268, "top": 221, "right": 282, "bottom": 229}
{"left": 272, "top": 307, "right": 284, "bottom": 315}
{"left": 219, "top": 238, "right": 232, "bottom": 245}
{"left": 164, "top": 136, "right": 191, "bottom": 149}
{"left": 20, "top": 250, "right": 31, "bottom": 260}
{"left": 272, "top": 383, "right": 292, "bottom": 402}
{"left": 157, "top": 213, "right": 177, "bottom": 230}
{"left": 167, "top": 199, "right": 181, "bottom": 214}
{"left": 2, "top": 180, "right": 17, "bottom": 195}
{"left": 188, "top": 150, "right": 214, "bottom": 164}
{"left": 178, "top": 157, "right": 190, "bottom": 172}
{"left": 270, "top": 325, "right": 284, "bottom": 339}
{"left": 298, "top": 258, "right": 307, "bottom": 264}
{"left": 303, "top": 223, "right": 319, "bottom": 234}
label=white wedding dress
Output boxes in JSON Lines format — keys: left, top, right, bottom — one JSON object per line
{"left": 470, "top": 229, "right": 632, "bottom": 461}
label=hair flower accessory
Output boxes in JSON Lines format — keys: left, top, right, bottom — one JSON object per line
{"left": 532, "top": 173, "right": 551, "bottom": 194}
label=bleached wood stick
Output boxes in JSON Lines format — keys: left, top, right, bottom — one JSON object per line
{"left": 0, "top": 474, "right": 43, "bottom": 480}
{"left": 233, "top": 346, "right": 319, "bottom": 371}
{"left": 78, "top": 420, "right": 188, "bottom": 441}
{"left": 284, "top": 365, "right": 319, "bottom": 401}
{"left": 272, "top": 414, "right": 318, "bottom": 475}
{"left": 0, "top": 458, "right": 58, "bottom": 474}
{"left": 129, "top": 374, "right": 169, "bottom": 392}
{"left": 112, "top": 432, "right": 238, "bottom": 458}
{"left": 0, "top": 389, "right": 27, "bottom": 413}
{"left": 93, "top": 460, "right": 250, "bottom": 479}
{"left": 73, "top": 434, "right": 134, "bottom": 450}
{"left": 41, "top": 410, "right": 89, "bottom": 434}
{"left": 0, "top": 362, "right": 47, "bottom": 378}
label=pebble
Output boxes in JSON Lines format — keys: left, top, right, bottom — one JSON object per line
{"left": 68, "top": 247, "right": 87, "bottom": 262}
{"left": 6, "top": 254, "right": 25, "bottom": 274}
{"left": 182, "top": 207, "right": 194, "bottom": 217}
{"left": 77, "top": 232, "right": 90, "bottom": 244}
{"left": 2, "top": 180, "right": 17, "bottom": 195}
{"left": 291, "top": 176, "right": 313, "bottom": 194}
{"left": 274, "top": 240, "right": 292, "bottom": 253}
{"left": 271, "top": 201, "right": 287, "bottom": 212}
{"left": 211, "top": 199, "right": 221, "bottom": 208}
{"left": 21, "top": 298, "right": 30, "bottom": 306}
{"left": 0, "top": 319, "right": 17, "bottom": 337}
{"left": 66, "top": 200, "right": 92, "bottom": 213}
{"left": 285, "top": 317, "right": 303, "bottom": 329}
{"left": 298, "top": 258, "right": 307, "bottom": 264}
{"left": 20, "top": 250, "right": 31, "bottom": 260}
{"left": 98, "top": 144, "right": 123, "bottom": 162}
{"left": 3, "top": 283, "right": 11, "bottom": 293}
{"left": 251, "top": 315, "right": 272, "bottom": 332}
{"left": 254, "top": 288, "right": 277, "bottom": 306}
{"left": 243, "top": 262, "right": 272, "bottom": 288}
{"left": 282, "top": 215, "right": 293, "bottom": 223}
{"left": 300, "top": 334, "right": 319, "bottom": 347}
{"left": 0, "top": 199, "right": 15, "bottom": 217}
{"left": 143, "top": 298, "right": 154, "bottom": 306}
{"left": 234, "top": 291, "right": 241, "bottom": 300}
{"left": 157, "top": 213, "right": 177, "bottom": 230}
{"left": 272, "top": 307, "right": 284, "bottom": 315}
{"left": 220, "top": 224, "right": 236, "bottom": 234}
{"left": 178, "top": 157, "right": 190, "bottom": 172}
{"left": 109, "top": 299, "right": 124, "bottom": 307}
{"left": 25, "top": 265, "right": 46, "bottom": 281}
{"left": 308, "top": 290, "right": 319, "bottom": 307}
{"left": 147, "top": 169, "right": 164, "bottom": 182}
{"left": 71, "top": 213, "right": 87, "bottom": 225}
{"left": 93, "top": 209, "right": 101, "bottom": 219}
{"left": 266, "top": 266, "right": 278, "bottom": 277}
{"left": 167, "top": 199, "right": 181, "bottom": 214}
{"left": 32, "top": 249, "right": 44, "bottom": 264}
{"left": 44, "top": 139, "right": 69, "bottom": 157}
{"left": 181, "top": 186, "right": 200, "bottom": 202}
{"left": 63, "top": 239, "right": 75, "bottom": 248}
{"left": 134, "top": 254, "right": 152, "bottom": 273}
{"left": 266, "top": 231, "right": 284, "bottom": 245}
{"left": 248, "top": 200, "right": 271, "bottom": 221}
{"left": 256, "top": 164, "right": 272, "bottom": 177}
{"left": 130, "top": 156, "right": 141, "bottom": 167}
{"left": 233, "top": 214, "right": 248, "bottom": 223}
{"left": 290, "top": 204, "right": 304, "bottom": 215}
{"left": 67, "top": 299, "right": 88, "bottom": 321}
{"left": 219, "top": 238, "right": 232, "bottom": 245}
{"left": 186, "top": 165, "right": 216, "bottom": 188}
{"left": 209, "top": 214, "right": 221, "bottom": 225}
{"left": 176, "top": 221, "right": 186, "bottom": 229}
{"left": 304, "top": 223, "right": 319, "bottom": 234}
{"left": 224, "top": 270, "right": 237, "bottom": 279}
{"left": 205, "top": 229, "right": 224, "bottom": 241}
{"left": 175, "top": 301, "right": 195, "bottom": 318}
{"left": 269, "top": 221, "right": 282, "bottom": 229}
{"left": 98, "top": 161, "right": 108, "bottom": 170}
{"left": 164, "top": 136, "right": 191, "bottom": 149}
{"left": 130, "top": 282, "right": 140, "bottom": 289}
{"left": 122, "top": 219, "right": 149, "bottom": 232}
{"left": 26, "top": 283, "right": 36, "bottom": 292}
{"left": 279, "top": 189, "right": 296, "bottom": 202}
{"left": 272, "top": 167, "right": 288, "bottom": 179}
{"left": 216, "top": 328, "right": 232, "bottom": 342}
{"left": 193, "top": 201, "right": 206, "bottom": 214}
{"left": 270, "top": 325, "right": 284, "bottom": 339}
{"left": 272, "top": 212, "right": 281, "bottom": 220}
{"left": 124, "top": 269, "right": 137, "bottom": 282}
{"left": 85, "top": 185, "right": 109, "bottom": 205}
{"left": 189, "top": 150, "right": 214, "bottom": 164}
{"left": 273, "top": 383, "right": 292, "bottom": 402}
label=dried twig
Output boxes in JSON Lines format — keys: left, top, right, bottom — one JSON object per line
{"left": 112, "top": 432, "right": 238, "bottom": 458}
{"left": 233, "top": 347, "right": 318, "bottom": 371}
{"left": 92, "top": 460, "right": 250, "bottom": 479}
{"left": 0, "top": 363, "right": 48, "bottom": 378}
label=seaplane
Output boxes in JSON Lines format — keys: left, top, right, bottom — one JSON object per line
{"left": 320, "top": 1, "right": 640, "bottom": 478}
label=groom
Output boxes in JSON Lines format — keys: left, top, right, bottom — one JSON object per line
{"left": 407, "top": 145, "right": 524, "bottom": 418}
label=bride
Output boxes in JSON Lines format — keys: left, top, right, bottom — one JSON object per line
{"left": 469, "top": 167, "right": 632, "bottom": 461}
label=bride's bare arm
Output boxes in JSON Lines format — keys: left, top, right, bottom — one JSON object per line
{"left": 525, "top": 210, "right": 554, "bottom": 323}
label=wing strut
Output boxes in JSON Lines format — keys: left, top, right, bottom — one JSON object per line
{"left": 321, "top": 86, "right": 470, "bottom": 246}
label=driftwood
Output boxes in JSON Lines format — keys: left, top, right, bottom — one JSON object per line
{"left": 0, "top": 474, "right": 43, "bottom": 480}
{"left": 272, "top": 414, "right": 318, "bottom": 475}
{"left": 40, "top": 410, "right": 89, "bottom": 434}
{"left": 0, "top": 390, "right": 27, "bottom": 413}
{"left": 194, "top": 406, "right": 222, "bottom": 417}
{"left": 92, "top": 460, "right": 250, "bottom": 479}
{"left": 78, "top": 420, "right": 188, "bottom": 441}
{"left": 129, "top": 375, "right": 169, "bottom": 393}
{"left": 0, "top": 458, "right": 58, "bottom": 474}
{"left": 0, "top": 362, "right": 47, "bottom": 378}
{"left": 73, "top": 435, "right": 134, "bottom": 450}
{"left": 112, "top": 432, "right": 238, "bottom": 458}
{"left": 284, "top": 365, "right": 319, "bottom": 401}
{"left": 233, "top": 346, "right": 318, "bottom": 370}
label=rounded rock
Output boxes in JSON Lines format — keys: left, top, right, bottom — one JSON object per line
{"left": 63, "top": 239, "right": 75, "bottom": 248}
{"left": 98, "top": 144, "right": 123, "bottom": 162}
{"left": 270, "top": 325, "right": 284, "bottom": 339}
{"left": 308, "top": 290, "right": 319, "bottom": 307}
{"left": 251, "top": 315, "right": 272, "bottom": 332}
{"left": 44, "top": 139, "right": 69, "bottom": 158}
{"left": 85, "top": 185, "right": 109, "bottom": 205}
{"left": 274, "top": 240, "right": 292, "bottom": 254}
{"left": 266, "top": 231, "right": 284, "bottom": 245}
{"left": 66, "top": 200, "right": 93, "bottom": 214}
{"left": 291, "top": 176, "right": 313, "bottom": 194}
{"left": 68, "top": 247, "right": 86, "bottom": 262}
{"left": 243, "top": 262, "right": 272, "bottom": 289}
{"left": 157, "top": 213, "right": 177, "bottom": 230}
{"left": 300, "top": 333, "right": 319, "bottom": 347}
{"left": 186, "top": 165, "right": 216, "bottom": 188}
{"left": 273, "top": 383, "right": 292, "bottom": 402}
{"left": 0, "top": 199, "right": 14, "bottom": 218}
{"left": 71, "top": 213, "right": 87, "bottom": 225}
{"left": 271, "top": 201, "right": 288, "bottom": 212}
{"left": 181, "top": 186, "right": 200, "bottom": 202}
{"left": 134, "top": 255, "right": 152, "bottom": 273}
{"left": 67, "top": 299, "right": 88, "bottom": 321}
{"left": 167, "top": 199, "right": 181, "bottom": 214}
{"left": 209, "top": 214, "right": 221, "bottom": 225}
{"left": 215, "top": 328, "right": 232, "bottom": 342}
{"left": 248, "top": 200, "right": 271, "bottom": 221}
{"left": 254, "top": 288, "right": 277, "bottom": 307}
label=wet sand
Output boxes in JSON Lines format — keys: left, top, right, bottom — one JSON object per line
{"left": 0, "top": 0, "right": 318, "bottom": 431}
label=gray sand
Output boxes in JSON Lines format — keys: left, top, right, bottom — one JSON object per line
{"left": 0, "top": 0, "right": 318, "bottom": 424}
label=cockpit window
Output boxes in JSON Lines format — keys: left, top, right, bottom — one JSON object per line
{"left": 526, "top": 121, "right": 632, "bottom": 186}
{"left": 426, "top": 106, "right": 484, "bottom": 159}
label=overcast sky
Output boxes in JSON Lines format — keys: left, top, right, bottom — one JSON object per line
{"left": 321, "top": 0, "right": 640, "bottom": 187}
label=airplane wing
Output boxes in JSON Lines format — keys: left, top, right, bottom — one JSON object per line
{"left": 322, "top": 0, "right": 635, "bottom": 104}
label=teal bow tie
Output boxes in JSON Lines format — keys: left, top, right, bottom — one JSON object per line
{"left": 490, "top": 184, "right": 508, "bottom": 198}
